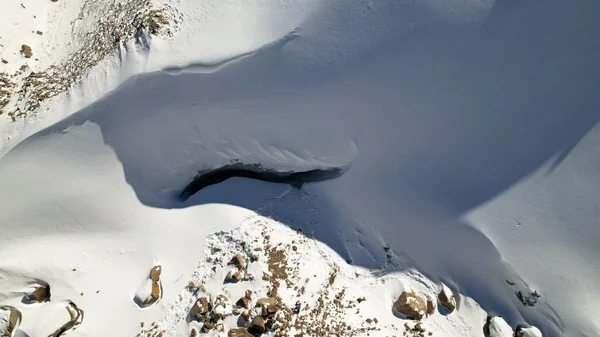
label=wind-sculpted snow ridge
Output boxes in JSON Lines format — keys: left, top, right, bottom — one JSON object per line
{"left": 180, "top": 163, "right": 349, "bottom": 200}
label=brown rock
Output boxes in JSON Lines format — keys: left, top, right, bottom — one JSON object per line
{"left": 236, "top": 297, "right": 250, "bottom": 309}
{"left": 21, "top": 45, "right": 32, "bottom": 58}
{"left": 245, "top": 290, "right": 253, "bottom": 299}
{"left": 1, "top": 59, "right": 7, "bottom": 64}
{"left": 241, "top": 310, "right": 250, "bottom": 322}
{"left": 393, "top": 291, "right": 427, "bottom": 320}
{"left": 426, "top": 300, "right": 435, "bottom": 316}
{"left": 438, "top": 288, "right": 456, "bottom": 313}
{"left": 150, "top": 266, "right": 162, "bottom": 282}
{"left": 190, "top": 328, "right": 198, "bottom": 337}
{"left": 28, "top": 284, "right": 50, "bottom": 302}
{"left": 248, "top": 316, "right": 266, "bottom": 335}
{"left": 201, "top": 322, "right": 214, "bottom": 333}
{"left": 225, "top": 269, "right": 244, "bottom": 283}
{"left": 232, "top": 308, "right": 241, "bottom": 315}
{"left": 228, "top": 328, "right": 253, "bottom": 337}
{"left": 36, "top": 31, "right": 43, "bottom": 35}
{"left": 256, "top": 297, "right": 276, "bottom": 307}
{"left": 190, "top": 297, "right": 210, "bottom": 318}
{"left": 228, "top": 254, "right": 245, "bottom": 268}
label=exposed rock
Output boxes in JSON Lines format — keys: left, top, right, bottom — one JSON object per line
{"left": 228, "top": 328, "right": 253, "bottom": 337}
{"left": 484, "top": 316, "right": 512, "bottom": 337}
{"left": 27, "top": 284, "right": 51, "bottom": 302}
{"left": 191, "top": 297, "right": 210, "bottom": 319}
{"left": 150, "top": 265, "right": 162, "bottom": 282}
{"left": 201, "top": 322, "right": 214, "bottom": 333}
{"left": 225, "top": 269, "right": 244, "bottom": 283}
{"left": 1, "top": 306, "right": 21, "bottom": 337}
{"left": 49, "top": 302, "right": 83, "bottom": 337}
{"left": 248, "top": 316, "right": 266, "bottom": 335}
{"left": 256, "top": 297, "right": 276, "bottom": 307}
{"left": 21, "top": 45, "right": 33, "bottom": 58}
{"left": 228, "top": 254, "right": 245, "bottom": 268}
{"left": 1, "top": 59, "right": 7, "bottom": 64}
{"left": 190, "top": 328, "right": 198, "bottom": 337}
{"left": 236, "top": 297, "right": 250, "bottom": 309}
{"left": 241, "top": 310, "right": 250, "bottom": 322}
{"left": 438, "top": 285, "right": 456, "bottom": 313}
{"left": 245, "top": 290, "right": 253, "bottom": 299}
{"left": 36, "top": 31, "right": 43, "bottom": 35}
{"left": 426, "top": 300, "right": 435, "bottom": 316}
{"left": 393, "top": 291, "right": 427, "bottom": 320}
{"left": 516, "top": 324, "right": 542, "bottom": 337}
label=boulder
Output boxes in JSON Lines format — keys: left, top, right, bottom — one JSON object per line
{"left": 228, "top": 254, "right": 245, "bottom": 268}
{"left": 0, "top": 306, "right": 21, "bottom": 337}
{"left": 245, "top": 290, "right": 253, "bottom": 299}
{"left": 190, "top": 328, "right": 198, "bottom": 337}
{"left": 256, "top": 297, "right": 277, "bottom": 307}
{"left": 426, "top": 300, "right": 435, "bottom": 316}
{"left": 228, "top": 328, "right": 253, "bottom": 337}
{"left": 27, "top": 284, "right": 50, "bottom": 302}
{"left": 393, "top": 291, "right": 427, "bottom": 320}
{"left": 201, "top": 322, "right": 214, "bottom": 333}
{"left": 190, "top": 297, "right": 210, "bottom": 318}
{"left": 248, "top": 316, "right": 266, "bottom": 335}
{"left": 21, "top": 45, "right": 32, "bottom": 58}
{"left": 225, "top": 269, "right": 244, "bottom": 283}
{"left": 516, "top": 325, "right": 542, "bottom": 337}
{"left": 150, "top": 266, "right": 162, "bottom": 282}
{"left": 236, "top": 297, "right": 250, "bottom": 309}
{"left": 438, "top": 284, "right": 456, "bottom": 313}
{"left": 484, "top": 316, "right": 512, "bottom": 337}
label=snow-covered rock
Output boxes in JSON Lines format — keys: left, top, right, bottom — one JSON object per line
{"left": 485, "top": 316, "right": 513, "bottom": 337}
{"left": 438, "top": 283, "right": 457, "bottom": 313}
{"left": 394, "top": 290, "right": 427, "bottom": 320}
{"left": 516, "top": 325, "right": 543, "bottom": 337}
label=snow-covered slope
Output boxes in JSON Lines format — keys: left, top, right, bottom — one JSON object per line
{"left": 1, "top": 0, "right": 600, "bottom": 336}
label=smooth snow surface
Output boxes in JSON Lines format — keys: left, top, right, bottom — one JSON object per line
{"left": 1, "top": 0, "right": 600, "bottom": 336}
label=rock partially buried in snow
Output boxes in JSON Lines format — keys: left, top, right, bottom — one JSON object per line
{"left": 0, "top": 306, "right": 21, "bottom": 337}
{"left": 228, "top": 254, "right": 245, "bottom": 268}
{"left": 225, "top": 269, "right": 244, "bottom": 283}
{"left": 135, "top": 266, "right": 163, "bottom": 308}
{"left": 228, "top": 328, "right": 253, "bottom": 337}
{"left": 25, "top": 283, "right": 51, "bottom": 303}
{"left": 248, "top": 316, "right": 266, "bottom": 335}
{"left": 438, "top": 284, "right": 456, "bottom": 313}
{"left": 516, "top": 324, "right": 543, "bottom": 337}
{"left": 190, "top": 297, "right": 211, "bottom": 319}
{"left": 21, "top": 45, "right": 33, "bottom": 58}
{"left": 394, "top": 291, "right": 427, "bottom": 320}
{"left": 483, "top": 316, "right": 512, "bottom": 337}
{"left": 49, "top": 302, "right": 84, "bottom": 337}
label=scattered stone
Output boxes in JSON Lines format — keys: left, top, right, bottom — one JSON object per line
{"left": 225, "top": 269, "right": 244, "bottom": 283}
{"left": 256, "top": 297, "right": 277, "bottom": 307}
{"left": 251, "top": 254, "right": 259, "bottom": 262}
{"left": 1, "top": 59, "right": 7, "bottom": 64}
{"left": 292, "top": 245, "right": 297, "bottom": 251}
{"left": 232, "top": 308, "right": 241, "bottom": 315}
{"left": 438, "top": 285, "right": 456, "bottom": 313}
{"left": 248, "top": 316, "right": 266, "bottom": 335}
{"left": 36, "top": 31, "right": 43, "bottom": 35}
{"left": 236, "top": 297, "right": 250, "bottom": 309}
{"left": 190, "top": 328, "right": 198, "bottom": 337}
{"left": 394, "top": 291, "right": 427, "bottom": 320}
{"left": 228, "top": 254, "right": 245, "bottom": 268}
{"left": 357, "top": 297, "right": 366, "bottom": 303}
{"left": 228, "top": 328, "right": 253, "bottom": 337}
{"left": 201, "top": 322, "right": 214, "bottom": 333}
{"left": 21, "top": 45, "right": 32, "bottom": 58}
{"left": 241, "top": 310, "right": 250, "bottom": 322}
{"left": 516, "top": 290, "right": 540, "bottom": 307}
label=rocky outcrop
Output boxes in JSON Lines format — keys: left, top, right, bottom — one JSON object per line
{"left": 438, "top": 284, "right": 456, "bottom": 313}
{"left": 393, "top": 291, "right": 427, "bottom": 320}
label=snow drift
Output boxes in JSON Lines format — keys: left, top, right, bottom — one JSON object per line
{"left": 1, "top": 0, "right": 600, "bottom": 336}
